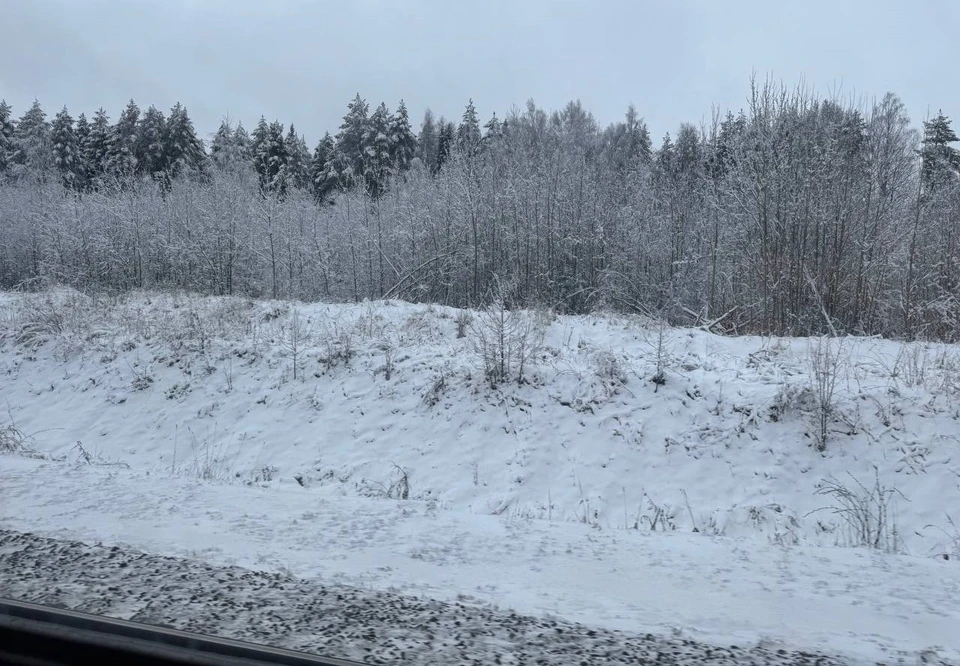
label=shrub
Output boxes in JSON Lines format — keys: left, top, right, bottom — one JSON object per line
{"left": 808, "top": 336, "right": 845, "bottom": 451}
{"left": 469, "top": 280, "right": 545, "bottom": 387}
{"left": 812, "top": 470, "right": 903, "bottom": 552}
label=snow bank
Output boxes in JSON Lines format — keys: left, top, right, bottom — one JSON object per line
{"left": 1, "top": 289, "right": 958, "bottom": 557}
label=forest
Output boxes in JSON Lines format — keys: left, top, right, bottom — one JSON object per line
{"left": 1, "top": 77, "right": 959, "bottom": 340}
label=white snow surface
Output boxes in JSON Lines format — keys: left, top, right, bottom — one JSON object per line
{"left": 1, "top": 288, "right": 959, "bottom": 664}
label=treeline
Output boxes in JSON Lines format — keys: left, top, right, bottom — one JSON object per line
{"left": 1, "top": 79, "right": 959, "bottom": 340}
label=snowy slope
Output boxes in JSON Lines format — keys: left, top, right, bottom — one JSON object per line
{"left": 1, "top": 288, "right": 960, "bottom": 662}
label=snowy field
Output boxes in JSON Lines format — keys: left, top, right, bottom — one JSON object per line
{"left": 1, "top": 288, "right": 959, "bottom": 664}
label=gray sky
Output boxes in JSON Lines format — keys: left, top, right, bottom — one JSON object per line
{"left": 3, "top": 0, "right": 958, "bottom": 147}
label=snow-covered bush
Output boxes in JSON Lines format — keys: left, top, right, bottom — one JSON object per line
{"left": 808, "top": 337, "right": 846, "bottom": 451}
{"left": 813, "top": 471, "right": 903, "bottom": 552}
{"left": 592, "top": 350, "right": 629, "bottom": 396}
{"left": 455, "top": 309, "right": 472, "bottom": 339}
{"left": 469, "top": 284, "right": 545, "bottom": 387}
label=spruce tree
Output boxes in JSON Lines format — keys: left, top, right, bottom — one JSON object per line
{"left": 390, "top": 100, "right": 417, "bottom": 172}
{"left": 50, "top": 107, "right": 80, "bottom": 189}
{"left": 333, "top": 93, "right": 370, "bottom": 188}
{"left": 483, "top": 113, "right": 502, "bottom": 142}
{"left": 233, "top": 122, "right": 251, "bottom": 165}
{"left": 106, "top": 99, "right": 140, "bottom": 180}
{"left": 12, "top": 100, "right": 52, "bottom": 179}
{"left": 366, "top": 102, "right": 393, "bottom": 197}
{"left": 164, "top": 102, "right": 206, "bottom": 180}
{"left": 457, "top": 99, "right": 481, "bottom": 156}
{"left": 85, "top": 108, "right": 112, "bottom": 187}
{"left": 311, "top": 132, "right": 337, "bottom": 204}
{"left": 73, "top": 112, "right": 91, "bottom": 189}
{"left": 210, "top": 119, "right": 235, "bottom": 170}
{"left": 434, "top": 120, "right": 455, "bottom": 175}
{"left": 250, "top": 116, "right": 270, "bottom": 181}
{"left": 417, "top": 109, "right": 438, "bottom": 174}
{"left": 285, "top": 124, "right": 311, "bottom": 190}
{"left": 254, "top": 120, "right": 288, "bottom": 196}
{"left": 0, "top": 100, "right": 14, "bottom": 177}
{"left": 136, "top": 105, "right": 167, "bottom": 180}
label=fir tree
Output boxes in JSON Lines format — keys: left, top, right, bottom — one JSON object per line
{"left": 366, "top": 102, "right": 392, "bottom": 197}
{"left": 483, "top": 112, "right": 502, "bottom": 142}
{"left": 85, "top": 108, "right": 112, "bottom": 187}
{"left": 418, "top": 109, "right": 438, "bottom": 174}
{"left": 285, "top": 124, "right": 311, "bottom": 191}
{"left": 333, "top": 93, "right": 370, "bottom": 188}
{"left": 164, "top": 102, "right": 206, "bottom": 180}
{"left": 12, "top": 100, "right": 51, "bottom": 179}
{"left": 250, "top": 116, "right": 270, "bottom": 180}
{"left": 457, "top": 99, "right": 481, "bottom": 156}
{"left": 136, "top": 105, "right": 167, "bottom": 180}
{"left": 73, "top": 112, "right": 91, "bottom": 189}
{"left": 50, "top": 107, "right": 80, "bottom": 189}
{"left": 254, "top": 120, "right": 288, "bottom": 196}
{"left": 311, "top": 132, "right": 337, "bottom": 204}
{"left": 434, "top": 119, "right": 455, "bottom": 175}
{"left": 390, "top": 100, "right": 417, "bottom": 172}
{"left": 105, "top": 99, "right": 140, "bottom": 180}
{"left": 233, "top": 122, "right": 251, "bottom": 164}
{"left": 0, "top": 100, "right": 14, "bottom": 177}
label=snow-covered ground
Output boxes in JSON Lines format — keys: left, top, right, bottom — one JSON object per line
{"left": 1, "top": 288, "right": 959, "bottom": 664}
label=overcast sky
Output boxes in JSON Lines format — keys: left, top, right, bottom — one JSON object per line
{"left": 4, "top": 0, "right": 958, "bottom": 147}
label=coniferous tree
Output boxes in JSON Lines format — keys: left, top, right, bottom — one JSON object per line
{"left": 311, "top": 132, "right": 337, "bottom": 204}
{"left": 285, "top": 124, "right": 311, "bottom": 190}
{"left": 233, "top": 122, "right": 251, "bottom": 164}
{"left": 333, "top": 94, "right": 370, "bottom": 188}
{"left": 12, "top": 100, "right": 52, "bottom": 179}
{"left": 73, "top": 112, "right": 91, "bottom": 189}
{"left": 457, "top": 99, "right": 481, "bottom": 156}
{"left": 921, "top": 111, "right": 960, "bottom": 191}
{"left": 253, "top": 120, "right": 288, "bottom": 196}
{"left": 483, "top": 112, "right": 502, "bottom": 143}
{"left": 85, "top": 108, "right": 111, "bottom": 187}
{"left": 0, "top": 100, "right": 14, "bottom": 178}
{"left": 366, "top": 102, "right": 392, "bottom": 197}
{"left": 418, "top": 109, "right": 438, "bottom": 174}
{"left": 435, "top": 119, "right": 455, "bottom": 174}
{"left": 210, "top": 119, "right": 235, "bottom": 171}
{"left": 50, "top": 107, "right": 80, "bottom": 189}
{"left": 105, "top": 99, "right": 140, "bottom": 180}
{"left": 390, "top": 100, "right": 417, "bottom": 172}
{"left": 164, "top": 102, "right": 206, "bottom": 180}
{"left": 136, "top": 105, "right": 167, "bottom": 180}
{"left": 250, "top": 116, "right": 270, "bottom": 181}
